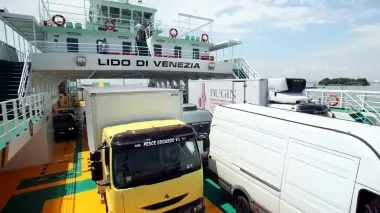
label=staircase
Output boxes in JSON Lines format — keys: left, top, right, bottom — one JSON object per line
{"left": 233, "top": 69, "right": 249, "bottom": 79}
{"left": 0, "top": 60, "right": 31, "bottom": 120}
{"left": 136, "top": 39, "right": 150, "bottom": 56}
{"left": 347, "top": 111, "right": 373, "bottom": 124}
{"left": 233, "top": 58, "right": 260, "bottom": 79}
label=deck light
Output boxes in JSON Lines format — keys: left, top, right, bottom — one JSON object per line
{"left": 76, "top": 56, "right": 86, "bottom": 66}
{"left": 208, "top": 62, "right": 215, "bottom": 70}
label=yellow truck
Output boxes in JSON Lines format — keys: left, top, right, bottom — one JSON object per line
{"left": 84, "top": 87, "right": 206, "bottom": 213}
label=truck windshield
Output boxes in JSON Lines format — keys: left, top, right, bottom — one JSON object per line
{"left": 112, "top": 140, "right": 201, "bottom": 189}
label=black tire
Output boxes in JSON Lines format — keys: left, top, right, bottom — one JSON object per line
{"left": 234, "top": 195, "right": 251, "bottom": 213}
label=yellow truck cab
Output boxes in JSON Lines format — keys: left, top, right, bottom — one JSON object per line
{"left": 84, "top": 88, "right": 206, "bottom": 213}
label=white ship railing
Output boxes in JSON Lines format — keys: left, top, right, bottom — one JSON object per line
{"left": 0, "top": 93, "right": 47, "bottom": 146}
{"left": 305, "top": 89, "right": 380, "bottom": 124}
{"left": 18, "top": 50, "right": 31, "bottom": 99}
{"left": 32, "top": 41, "right": 218, "bottom": 61}
{"left": 233, "top": 58, "right": 260, "bottom": 79}
{"left": 39, "top": 0, "right": 212, "bottom": 40}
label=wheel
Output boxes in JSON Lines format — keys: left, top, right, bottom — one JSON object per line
{"left": 234, "top": 195, "right": 251, "bottom": 213}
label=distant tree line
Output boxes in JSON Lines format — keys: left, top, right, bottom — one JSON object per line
{"left": 318, "top": 78, "right": 370, "bottom": 86}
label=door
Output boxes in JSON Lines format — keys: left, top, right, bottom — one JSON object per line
{"left": 233, "top": 81, "right": 246, "bottom": 104}
{"left": 280, "top": 139, "right": 360, "bottom": 213}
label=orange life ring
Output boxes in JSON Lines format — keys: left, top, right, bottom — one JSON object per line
{"left": 327, "top": 94, "right": 339, "bottom": 107}
{"left": 104, "top": 19, "right": 116, "bottom": 31}
{"left": 169, "top": 28, "right": 178, "bottom": 38}
{"left": 52, "top": 14, "right": 66, "bottom": 27}
{"left": 201, "top": 33, "right": 209, "bottom": 42}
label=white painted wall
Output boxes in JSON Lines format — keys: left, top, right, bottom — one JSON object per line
{"left": 78, "top": 78, "right": 149, "bottom": 87}
{"left": 31, "top": 53, "right": 233, "bottom": 74}
{"left": 2, "top": 112, "right": 54, "bottom": 171}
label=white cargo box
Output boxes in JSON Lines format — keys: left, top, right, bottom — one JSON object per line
{"left": 83, "top": 87, "right": 183, "bottom": 152}
{"left": 188, "top": 79, "right": 268, "bottom": 114}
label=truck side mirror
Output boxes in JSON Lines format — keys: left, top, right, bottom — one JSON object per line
{"left": 90, "top": 151, "right": 101, "bottom": 161}
{"left": 91, "top": 161, "right": 103, "bottom": 181}
{"left": 203, "top": 137, "right": 210, "bottom": 152}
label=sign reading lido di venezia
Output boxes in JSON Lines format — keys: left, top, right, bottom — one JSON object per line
{"left": 98, "top": 58, "right": 201, "bottom": 69}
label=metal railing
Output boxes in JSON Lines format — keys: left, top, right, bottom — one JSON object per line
{"left": 0, "top": 93, "right": 47, "bottom": 147}
{"left": 38, "top": 0, "right": 211, "bottom": 40}
{"left": 32, "top": 41, "right": 218, "bottom": 61}
{"left": 233, "top": 58, "right": 260, "bottom": 79}
{"left": 305, "top": 89, "right": 380, "bottom": 125}
{"left": 18, "top": 50, "right": 31, "bottom": 99}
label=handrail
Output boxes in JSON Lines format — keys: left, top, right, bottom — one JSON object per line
{"left": 357, "top": 94, "right": 380, "bottom": 124}
{"left": 233, "top": 58, "right": 260, "bottom": 79}
{"left": 305, "top": 89, "right": 380, "bottom": 125}
{"left": 240, "top": 58, "right": 260, "bottom": 79}
{"left": 344, "top": 92, "right": 376, "bottom": 125}
{"left": 18, "top": 50, "right": 30, "bottom": 98}
{"left": 0, "top": 93, "right": 47, "bottom": 148}
{"left": 232, "top": 60, "right": 244, "bottom": 79}
{"left": 306, "top": 88, "right": 380, "bottom": 94}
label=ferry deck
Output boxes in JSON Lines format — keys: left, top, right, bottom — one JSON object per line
{"left": 0, "top": 111, "right": 235, "bottom": 213}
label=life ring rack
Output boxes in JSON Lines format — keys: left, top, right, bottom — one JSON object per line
{"left": 201, "top": 33, "right": 209, "bottom": 42}
{"left": 169, "top": 28, "right": 178, "bottom": 38}
{"left": 327, "top": 94, "right": 339, "bottom": 107}
{"left": 52, "top": 14, "right": 66, "bottom": 27}
{"left": 104, "top": 19, "right": 116, "bottom": 31}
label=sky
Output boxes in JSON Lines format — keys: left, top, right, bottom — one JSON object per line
{"left": 1, "top": 0, "right": 380, "bottom": 81}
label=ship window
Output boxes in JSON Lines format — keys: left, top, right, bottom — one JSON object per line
{"left": 193, "top": 48, "right": 200, "bottom": 59}
{"left": 110, "top": 7, "right": 120, "bottom": 22}
{"left": 100, "top": 6, "right": 109, "bottom": 19}
{"left": 133, "top": 10, "right": 142, "bottom": 24}
{"left": 122, "top": 42, "right": 132, "bottom": 53}
{"left": 89, "top": 11, "right": 94, "bottom": 21}
{"left": 174, "top": 46, "right": 182, "bottom": 58}
{"left": 96, "top": 39, "right": 103, "bottom": 53}
{"left": 154, "top": 44, "right": 162, "bottom": 55}
{"left": 67, "top": 38, "right": 79, "bottom": 52}
{"left": 121, "top": 9, "right": 131, "bottom": 24}
{"left": 143, "top": 12, "right": 152, "bottom": 25}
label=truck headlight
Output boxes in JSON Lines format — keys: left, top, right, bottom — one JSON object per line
{"left": 192, "top": 198, "right": 204, "bottom": 212}
{"left": 68, "top": 127, "right": 75, "bottom": 130}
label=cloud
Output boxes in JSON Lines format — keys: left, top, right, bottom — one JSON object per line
{"left": 136, "top": 0, "right": 380, "bottom": 43}
{"left": 249, "top": 22, "right": 380, "bottom": 81}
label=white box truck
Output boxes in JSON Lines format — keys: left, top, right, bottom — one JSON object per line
{"left": 188, "top": 79, "right": 269, "bottom": 114}
{"left": 84, "top": 87, "right": 206, "bottom": 213}
{"left": 188, "top": 78, "right": 335, "bottom": 117}
{"left": 83, "top": 87, "right": 183, "bottom": 152}
{"left": 208, "top": 103, "right": 380, "bottom": 213}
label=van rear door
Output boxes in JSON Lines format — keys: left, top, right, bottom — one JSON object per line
{"left": 280, "top": 139, "right": 360, "bottom": 213}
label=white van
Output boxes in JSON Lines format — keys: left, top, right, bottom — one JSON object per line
{"left": 207, "top": 103, "right": 380, "bottom": 213}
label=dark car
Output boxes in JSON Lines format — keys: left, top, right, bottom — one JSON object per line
{"left": 56, "top": 108, "right": 75, "bottom": 116}
{"left": 183, "top": 103, "right": 213, "bottom": 164}
{"left": 53, "top": 114, "right": 78, "bottom": 139}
